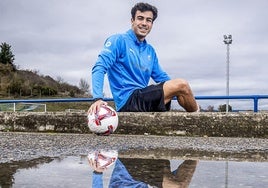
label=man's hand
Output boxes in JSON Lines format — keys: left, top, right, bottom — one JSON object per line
{"left": 88, "top": 158, "right": 106, "bottom": 173}
{"left": 88, "top": 99, "right": 108, "bottom": 115}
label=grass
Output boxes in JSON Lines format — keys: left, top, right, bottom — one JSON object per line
{"left": 0, "top": 101, "right": 116, "bottom": 112}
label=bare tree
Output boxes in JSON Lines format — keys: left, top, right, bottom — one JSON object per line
{"left": 56, "top": 76, "right": 64, "bottom": 84}
{"left": 207, "top": 105, "right": 214, "bottom": 112}
{"left": 79, "top": 78, "right": 90, "bottom": 94}
{"left": 218, "top": 104, "right": 232, "bottom": 112}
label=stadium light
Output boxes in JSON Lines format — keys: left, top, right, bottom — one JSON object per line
{"left": 223, "top": 34, "right": 232, "bottom": 112}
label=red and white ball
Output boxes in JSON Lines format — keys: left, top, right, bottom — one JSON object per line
{"left": 87, "top": 105, "right": 118, "bottom": 135}
{"left": 88, "top": 150, "right": 118, "bottom": 169}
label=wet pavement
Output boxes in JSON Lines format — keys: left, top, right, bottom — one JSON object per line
{"left": 1, "top": 132, "right": 268, "bottom": 187}
{"left": 1, "top": 155, "right": 268, "bottom": 187}
{"left": 1, "top": 132, "right": 267, "bottom": 163}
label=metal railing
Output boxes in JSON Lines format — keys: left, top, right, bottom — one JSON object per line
{"left": 0, "top": 102, "right": 47, "bottom": 112}
{"left": 195, "top": 95, "right": 268, "bottom": 112}
{"left": 0, "top": 95, "right": 268, "bottom": 112}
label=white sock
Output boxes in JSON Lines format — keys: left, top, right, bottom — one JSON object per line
{"left": 195, "top": 105, "right": 200, "bottom": 112}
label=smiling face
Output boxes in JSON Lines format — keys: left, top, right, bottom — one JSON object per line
{"left": 131, "top": 10, "right": 154, "bottom": 42}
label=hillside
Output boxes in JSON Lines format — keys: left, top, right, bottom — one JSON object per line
{"left": 0, "top": 63, "right": 85, "bottom": 98}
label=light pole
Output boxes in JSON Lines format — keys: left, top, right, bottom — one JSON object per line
{"left": 223, "top": 34, "right": 232, "bottom": 112}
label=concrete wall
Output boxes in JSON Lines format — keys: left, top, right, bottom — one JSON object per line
{"left": 0, "top": 112, "right": 267, "bottom": 138}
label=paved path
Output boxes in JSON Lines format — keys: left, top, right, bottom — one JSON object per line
{"left": 0, "top": 132, "right": 267, "bottom": 163}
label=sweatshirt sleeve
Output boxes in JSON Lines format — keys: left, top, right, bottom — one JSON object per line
{"left": 91, "top": 35, "right": 122, "bottom": 99}
{"left": 92, "top": 63, "right": 106, "bottom": 99}
{"left": 92, "top": 172, "right": 103, "bottom": 188}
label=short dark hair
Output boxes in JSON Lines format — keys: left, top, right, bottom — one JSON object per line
{"left": 131, "top": 2, "right": 158, "bottom": 22}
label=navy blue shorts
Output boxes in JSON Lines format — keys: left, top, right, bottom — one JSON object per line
{"left": 118, "top": 82, "right": 171, "bottom": 112}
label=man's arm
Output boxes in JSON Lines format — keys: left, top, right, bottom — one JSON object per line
{"left": 89, "top": 64, "right": 108, "bottom": 114}
{"left": 89, "top": 157, "right": 105, "bottom": 188}
{"left": 88, "top": 35, "right": 122, "bottom": 114}
{"left": 92, "top": 171, "right": 104, "bottom": 188}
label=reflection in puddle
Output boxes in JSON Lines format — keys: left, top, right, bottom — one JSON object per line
{"left": 0, "top": 153, "right": 267, "bottom": 188}
{"left": 13, "top": 156, "right": 90, "bottom": 188}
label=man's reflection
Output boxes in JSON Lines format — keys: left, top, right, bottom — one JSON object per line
{"left": 88, "top": 150, "right": 198, "bottom": 188}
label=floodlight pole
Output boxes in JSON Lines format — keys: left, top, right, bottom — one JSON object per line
{"left": 223, "top": 35, "right": 232, "bottom": 112}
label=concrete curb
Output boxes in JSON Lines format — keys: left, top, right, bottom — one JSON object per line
{"left": 118, "top": 112, "right": 268, "bottom": 137}
{"left": 0, "top": 112, "right": 267, "bottom": 138}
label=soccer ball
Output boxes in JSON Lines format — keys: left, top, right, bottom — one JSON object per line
{"left": 88, "top": 150, "right": 118, "bottom": 169}
{"left": 87, "top": 105, "right": 118, "bottom": 135}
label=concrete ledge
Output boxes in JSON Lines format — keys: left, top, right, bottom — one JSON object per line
{"left": 0, "top": 112, "right": 267, "bottom": 138}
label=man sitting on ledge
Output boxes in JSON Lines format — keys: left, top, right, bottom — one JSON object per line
{"left": 88, "top": 2, "right": 198, "bottom": 114}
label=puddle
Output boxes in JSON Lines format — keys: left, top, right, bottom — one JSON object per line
{"left": 1, "top": 152, "right": 267, "bottom": 188}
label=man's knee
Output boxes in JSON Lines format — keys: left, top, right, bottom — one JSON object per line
{"left": 164, "top": 79, "right": 191, "bottom": 98}
{"left": 172, "top": 78, "right": 191, "bottom": 93}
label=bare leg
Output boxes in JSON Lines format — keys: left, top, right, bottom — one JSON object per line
{"left": 162, "top": 160, "right": 198, "bottom": 188}
{"left": 163, "top": 79, "right": 198, "bottom": 112}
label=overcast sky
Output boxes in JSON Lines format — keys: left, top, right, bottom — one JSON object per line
{"left": 1, "top": 0, "right": 268, "bottom": 110}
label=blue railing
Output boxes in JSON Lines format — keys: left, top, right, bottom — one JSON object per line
{"left": 195, "top": 95, "right": 268, "bottom": 112}
{"left": 0, "top": 95, "right": 268, "bottom": 112}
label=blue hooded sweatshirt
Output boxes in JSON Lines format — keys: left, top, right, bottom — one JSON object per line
{"left": 92, "top": 29, "right": 170, "bottom": 111}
